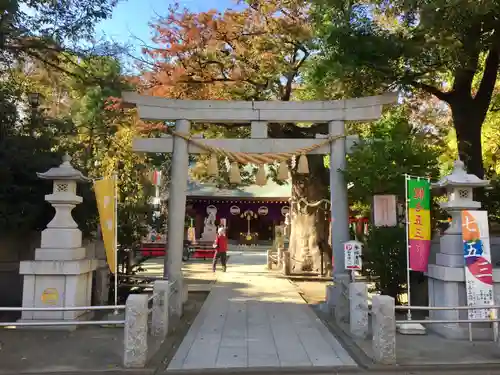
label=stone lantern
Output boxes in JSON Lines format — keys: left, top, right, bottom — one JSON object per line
{"left": 426, "top": 159, "right": 491, "bottom": 339}
{"left": 432, "top": 159, "right": 490, "bottom": 235}
{"left": 19, "top": 154, "right": 98, "bottom": 325}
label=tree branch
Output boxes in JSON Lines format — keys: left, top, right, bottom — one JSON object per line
{"left": 474, "top": 29, "right": 500, "bottom": 116}
{"left": 452, "top": 23, "right": 482, "bottom": 96}
{"left": 409, "top": 81, "right": 452, "bottom": 103}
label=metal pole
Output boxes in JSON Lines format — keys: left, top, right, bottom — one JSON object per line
{"left": 113, "top": 173, "right": 119, "bottom": 314}
{"left": 493, "top": 308, "right": 499, "bottom": 342}
{"left": 405, "top": 174, "right": 412, "bottom": 321}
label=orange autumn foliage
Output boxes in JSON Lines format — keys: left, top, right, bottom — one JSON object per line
{"left": 139, "top": 0, "right": 312, "bottom": 103}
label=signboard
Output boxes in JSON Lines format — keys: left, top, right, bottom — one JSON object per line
{"left": 344, "top": 240, "right": 362, "bottom": 270}
{"left": 41, "top": 288, "right": 59, "bottom": 305}
{"left": 462, "top": 210, "right": 494, "bottom": 320}
{"left": 407, "top": 178, "right": 432, "bottom": 272}
{"left": 373, "top": 195, "right": 397, "bottom": 227}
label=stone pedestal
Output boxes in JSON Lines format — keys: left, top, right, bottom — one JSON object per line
{"left": 200, "top": 226, "right": 216, "bottom": 242}
{"left": 19, "top": 154, "right": 97, "bottom": 326}
{"left": 427, "top": 262, "right": 500, "bottom": 340}
{"left": 20, "top": 259, "right": 98, "bottom": 321}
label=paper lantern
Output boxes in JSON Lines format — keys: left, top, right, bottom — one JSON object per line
{"left": 297, "top": 154, "right": 309, "bottom": 174}
{"left": 207, "top": 155, "right": 218, "bottom": 176}
{"left": 255, "top": 164, "right": 267, "bottom": 186}
{"left": 277, "top": 161, "right": 289, "bottom": 181}
{"left": 229, "top": 162, "right": 241, "bottom": 184}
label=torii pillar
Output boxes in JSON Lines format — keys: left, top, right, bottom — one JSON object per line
{"left": 122, "top": 92, "right": 397, "bottom": 309}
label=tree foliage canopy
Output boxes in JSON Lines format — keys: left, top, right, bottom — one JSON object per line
{"left": 310, "top": 0, "right": 500, "bottom": 179}
{"left": 141, "top": 1, "right": 312, "bottom": 102}
{"left": 344, "top": 106, "right": 442, "bottom": 204}
{"left": 0, "top": 54, "right": 159, "bottom": 249}
{"left": 1, "top": 0, "right": 120, "bottom": 82}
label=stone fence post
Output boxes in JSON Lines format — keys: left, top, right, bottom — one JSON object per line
{"left": 372, "top": 295, "right": 396, "bottom": 364}
{"left": 334, "top": 276, "right": 350, "bottom": 324}
{"left": 277, "top": 247, "right": 284, "bottom": 268}
{"left": 349, "top": 282, "right": 369, "bottom": 339}
{"left": 325, "top": 285, "right": 335, "bottom": 315}
{"left": 182, "top": 279, "right": 189, "bottom": 304}
{"left": 282, "top": 251, "right": 291, "bottom": 275}
{"left": 152, "top": 280, "right": 169, "bottom": 338}
{"left": 124, "top": 294, "right": 149, "bottom": 368}
{"left": 169, "top": 279, "right": 185, "bottom": 318}
{"left": 267, "top": 250, "right": 273, "bottom": 270}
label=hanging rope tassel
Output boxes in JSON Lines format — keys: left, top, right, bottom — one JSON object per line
{"left": 297, "top": 154, "right": 309, "bottom": 174}
{"left": 229, "top": 162, "right": 241, "bottom": 184}
{"left": 207, "top": 154, "right": 218, "bottom": 176}
{"left": 277, "top": 160, "right": 289, "bottom": 181}
{"left": 255, "top": 164, "right": 267, "bottom": 186}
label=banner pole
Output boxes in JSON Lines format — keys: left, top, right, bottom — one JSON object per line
{"left": 113, "top": 173, "right": 119, "bottom": 314}
{"left": 405, "top": 174, "right": 412, "bottom": 321}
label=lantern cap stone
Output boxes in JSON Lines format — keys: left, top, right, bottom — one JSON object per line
{"left": 37, "top": 153, "right": 90, "bottom": 182}
{"left": 431, "top": 159, "right": 489, "bottom": 189}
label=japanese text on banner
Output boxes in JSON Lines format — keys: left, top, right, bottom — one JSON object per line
{"left": 407, "top": 178, "right": 431, "bottom": 272}
{"left": 462, "top": 210, "right": 494, "bottom": 320}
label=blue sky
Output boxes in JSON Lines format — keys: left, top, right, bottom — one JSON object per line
{"left": 97, "top": 0, "right": 241, "bottom": 55}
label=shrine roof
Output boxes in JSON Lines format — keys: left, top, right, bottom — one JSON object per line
{"left": 186, "top": 179, "right": 291, "bottom": 199}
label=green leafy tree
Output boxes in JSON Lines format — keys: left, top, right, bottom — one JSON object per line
{"left": 59, "top": 57, "right": 157, "bottom": 249}
{"left": 344, "top": 107, "right": 442, "bottom": 205}
{"left": 362, "top": 226, "right": 407, "bottom": 301}
{"left": 3, "top": 55, "right": 159, "bottom": 253}
{"left": 342, "top": 107, "right": 442, "bottom": 298}
{"left": 0, "top": 82, "right": 61, "bottom": 234}
{"left": 311, "top": 0, "right": 500, "bottom": 179}
{"left": 1, "top": 0, "right": 119, "bottom": 80}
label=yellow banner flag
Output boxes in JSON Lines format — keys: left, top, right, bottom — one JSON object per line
{"left": 94, "top": 178, "right": 116, "bottom": 274}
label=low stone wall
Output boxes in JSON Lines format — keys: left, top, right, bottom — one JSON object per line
{"left": 124, "top": 279, "right": 185, "bottom": 368}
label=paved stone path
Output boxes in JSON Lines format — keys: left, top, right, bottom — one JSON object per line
{"left": 167, "top": 251, "right": 357, "bottom": 370}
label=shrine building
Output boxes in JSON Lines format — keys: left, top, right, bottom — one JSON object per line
{"left": 185, "top": 178, "right": 291, "bottom": 246}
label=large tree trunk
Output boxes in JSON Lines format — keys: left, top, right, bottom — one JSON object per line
{"left": 288, "top": 154, "right": 331, "bottom": 274}
{"left": 450, "top": 96, "right": 485, "bottom": 179}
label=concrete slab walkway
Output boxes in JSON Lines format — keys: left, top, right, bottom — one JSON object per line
{"left": 167, "top": 251, "right": 357, "bottom": 370}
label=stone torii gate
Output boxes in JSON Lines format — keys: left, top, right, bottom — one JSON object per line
{"left": 122, "top": 92, "right": 397, "bottom": 308}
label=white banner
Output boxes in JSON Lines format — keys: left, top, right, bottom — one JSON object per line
{"left": 461, "top": 210, "right": 494, "bottom": 320}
